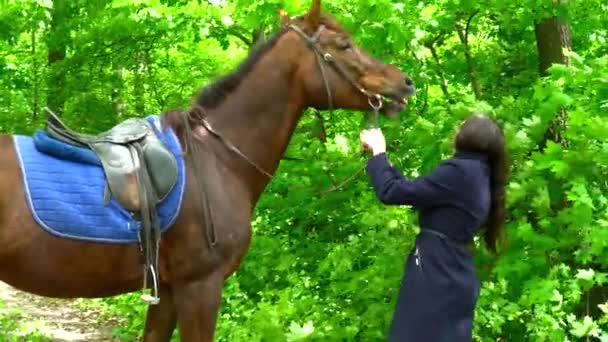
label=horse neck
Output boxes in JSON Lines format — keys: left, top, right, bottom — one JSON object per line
{"left": 201, "top": 41, "right": 307, "bottom": 202}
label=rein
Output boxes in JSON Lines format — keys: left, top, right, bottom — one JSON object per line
{"left": 198, "top": 114, "right": 273, "bottom": 178}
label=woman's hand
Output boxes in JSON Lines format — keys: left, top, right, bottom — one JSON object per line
{"left": 360, "top": 128, "right": 386, "bottom": 156}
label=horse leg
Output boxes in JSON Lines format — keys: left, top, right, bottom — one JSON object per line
{"left": 142, "top": 284, "right": 177, "bottom": 342}
{"left": 173, "top": 272, "right": 224, "bottom": 342}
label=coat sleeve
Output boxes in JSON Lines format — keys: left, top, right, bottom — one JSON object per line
{"left": 365, "top": 152, "right": 462, "bottom": 207}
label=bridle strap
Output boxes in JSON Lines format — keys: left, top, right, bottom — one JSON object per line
{"left": 289, "top": 24, "right": 379, "bottom": 100}
{"left": 182, "top": 109, "right": 218, "bottom": 249}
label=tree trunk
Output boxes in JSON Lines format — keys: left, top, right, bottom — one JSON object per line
{"left": 111, "top": 63, "right": 125, "bottom": 117}
{"left": 31, "top": 12, "right": 38, "bottom": 121}
{"left": 133, "top": 50, "right": 148, "bottom": 115}
{"left": 250, "top": 28, "right": 265, "bottom": 50}
{"left": 46, "top": 0, "right": 68, "bottom": 115}
{"left": 534, "top": 17, "right": 572, "bottom": 76}
{"left": 534, "top": 1, "right": 572, "bottom": 148}
{"left": 313, "top": 110, "right": 327, "bottom": 143}
{"left": 456, "top": 10, "right": 482, "bottom": 100}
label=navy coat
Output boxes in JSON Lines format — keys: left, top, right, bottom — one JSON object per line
{"left": 365, "top": 151, "right": 491, "bottom": 342}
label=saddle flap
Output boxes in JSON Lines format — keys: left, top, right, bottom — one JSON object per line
{"left": 89, "top": 142, "right": 140, "bottom": 211}
{"left": 142, "top": 137, "right": 178, "bottom": 201}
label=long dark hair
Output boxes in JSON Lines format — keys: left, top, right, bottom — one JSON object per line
{"left": 455, "top": 113, "right": 509, "bottom": 255}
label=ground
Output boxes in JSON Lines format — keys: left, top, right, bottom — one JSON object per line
{"left": 0, "top": 281, "right": 122, "bottom": 341}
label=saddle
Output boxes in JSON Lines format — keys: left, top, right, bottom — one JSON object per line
{"left": 43, "top": 108, "right": 178, "bottom": 305}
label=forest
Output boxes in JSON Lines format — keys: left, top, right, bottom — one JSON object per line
{"left": 0, "top": 0, "right": 607, "bottom": 341}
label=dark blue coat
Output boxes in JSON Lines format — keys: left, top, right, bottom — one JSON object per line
{"left": 365, "top": 151, "right": 491, "bottom": 342}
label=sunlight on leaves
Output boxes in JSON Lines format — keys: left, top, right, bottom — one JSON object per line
{"left": 286, "top": 321, "right": 315, "bottom": 341}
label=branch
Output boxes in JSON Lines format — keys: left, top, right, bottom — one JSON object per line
{"left": 464, "top": 9, "right": 480, "bottom": 47}
{"left": 223, "top": 26, "right": 252, "bottom": 46}
{"left": 282, "top": 156, "right": 306, "bottom": 161}
{"left": 86, "top": 33, "right": 162, "bottom": 61}
{"left": 423, "top": 34, "right": 451, "bottom": 100}
{"left": 455, "top": 10, "right": 482, "bottom": 99}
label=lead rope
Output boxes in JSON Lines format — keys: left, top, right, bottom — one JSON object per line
{"left": 313, "top": 72, "right": 382, "bottom": 193}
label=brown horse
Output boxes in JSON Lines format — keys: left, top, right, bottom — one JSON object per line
{"left": 0, "top": 1, "right": 414, "bottom": 341}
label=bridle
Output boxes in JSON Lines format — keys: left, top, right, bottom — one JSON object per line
{"left": 287, "top": 23, "right": 384, "bottom": 129}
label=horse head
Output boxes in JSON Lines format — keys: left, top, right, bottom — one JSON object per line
{"left": 279, "top": 0, "right": 415, "bottom": 118}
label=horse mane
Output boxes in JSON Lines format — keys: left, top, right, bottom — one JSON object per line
{"left": 194, "top": 30, "right": 287, "bottom": 109}
{"left": 160, "top": 31, "right": 285, "bottom": 139}
{"left": 161, "top": 29, "right": 288, "bottom": 129}
{"left": 192, "top": 14, "right": 343, "bottom": 110}
{"left": 161, "top": 14, "right": 345, "bottom": 135}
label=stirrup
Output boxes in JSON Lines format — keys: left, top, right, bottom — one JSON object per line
{"left": 141, "top": 265, "right": 160, "bottom": 305}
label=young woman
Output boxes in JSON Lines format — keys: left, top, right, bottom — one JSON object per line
{"left": 360, "top": 113, "right": 508, "bottom": 341}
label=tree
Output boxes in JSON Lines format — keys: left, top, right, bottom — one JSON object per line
{"left": 46, "top": 0, "right": 70, "bottom": 115}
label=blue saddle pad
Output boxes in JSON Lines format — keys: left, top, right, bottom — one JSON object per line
{"left": 13, "top": 115, "right": 186, "bottom": 244}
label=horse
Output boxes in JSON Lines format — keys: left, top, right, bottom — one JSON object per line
{"left": 0, "top": 1, "right": 415, "bottom": 340}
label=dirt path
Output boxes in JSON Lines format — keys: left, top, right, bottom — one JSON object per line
{"left": 0, "top": 281, "right": 122, "bottom": 341}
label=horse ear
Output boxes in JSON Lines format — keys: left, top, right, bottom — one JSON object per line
{"left": 305, "top": 0, "right": 321, "bottom": 29}
{"left": 278, "top": 8, "right": 291, "bottom": 27}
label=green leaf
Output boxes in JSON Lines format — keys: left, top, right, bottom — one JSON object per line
{"left": 569, "top": 316, "right": 600, "bottom": 338}
{"left": 575, "top": 269, "right": 595, "bottom": 282}
{"left": 35, "top": 0, "right": 53, "bottom": 8}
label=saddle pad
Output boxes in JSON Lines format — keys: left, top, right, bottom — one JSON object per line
{"left": 13, "top": 115, "right": 186, "bottom": 244}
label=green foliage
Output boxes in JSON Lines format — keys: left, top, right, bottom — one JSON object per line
{"left": 0, "top": 0, "right": 606, "bottom": 341}
{"left": 0, "top": 301, "right": 51, "bottom": 341}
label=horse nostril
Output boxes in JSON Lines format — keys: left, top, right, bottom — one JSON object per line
{"left": 405, "top": 77, "right": 414, "bottom": 86}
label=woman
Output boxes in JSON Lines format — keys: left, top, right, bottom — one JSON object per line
{"left": 360, "top": 113, "right": 508, "bottom": 342}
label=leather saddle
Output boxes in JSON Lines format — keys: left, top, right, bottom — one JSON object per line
{"left": 42, "top": 108, "right": 179, "bottom": 305}
{"left": 44, "top": 110, "right": 178, "bottom": 212}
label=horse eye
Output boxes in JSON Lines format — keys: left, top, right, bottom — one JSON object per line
{"left": 338, "top": 40, "right": 352, "bottom": 50}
